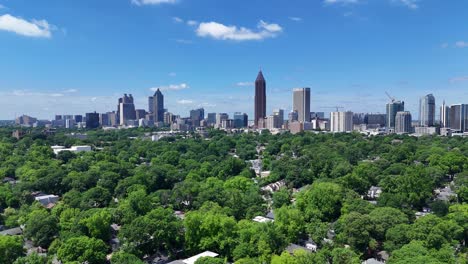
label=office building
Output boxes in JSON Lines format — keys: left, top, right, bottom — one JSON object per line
{"left": 293, "top": 88, "right": 311, "bottom": 123}
{"left": 135, "top": 109, "right": 146, "bottom": 120}
{"left": 311, "top": 112, "right": 325, "bottom": 119}
{"left": 190, "top": 108, "right": 205, "bottom": 127}
{"left": 99, "top": 113, "right": 110, "bottom": 127}
{"left": 151, "top": 89, "right": 165, "bottom": 123}
{"left": 254, "top": 71, "right": 267, "bottom": 127}
{"left": 234, "top": 112, "right": 248, "bottom": 128}
{"left": 163, "top": 112, "right": 174, "bottom": 125}
{"left": 55, "top": 115, "right": 62, "bottom": 121}
{"left": 15, "top": 115, "right": 37, "bottom": 126}
{"left": 107, "top": 112, "right": 117, "bottom": 127}
{"left": 288, "top": 111, "right": 298, "bottom": 123}
{"left": 353, "top": 113, "right": 366, "bottom": 125}
{"left": 207, "top": 113, "right": 217, "bottom": 127}
{"left": 273, "top": 109, "right": 284, "bottom": 124}
{"left": 331, "top": 111, "right": 353, "bottom": 132}
{"left": 148, "top": 96, "right": 154, "bottom": 113}
{"left": 395, "top": 111, "right": 412, "bottom": 134}
{"left": 65, "top": 119, "right": 75, "bottom": 129}
{"left": 440, "top": 101, "right": 450, "bottom": 128}
{"left": 117, "top": 94, "right": 136, "bottom": 126}
{"left": 365, "top": 114, "right": 386, "bottom": 128}
{"left": 216, "top": 113, "right": 229, "bottom": 128}
{"left": 86, "top": 112, "right": 100, "bottom": 129}
{"left": 419, "top": 94, "right": 436, "bottom": 127}
{"left": 449, "top": 104, "right": 468, "bottom": 132}
{"left": 386, "top": 100, "right": 405, "bottom": 129}
{"left": 74, "top": 115, "right": 83, "bottom": 123}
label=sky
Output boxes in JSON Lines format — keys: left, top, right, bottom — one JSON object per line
{"left": 0, "top": 0, "right": 468, "bottom": 120}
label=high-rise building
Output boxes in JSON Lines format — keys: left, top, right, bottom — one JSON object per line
{"left": 118, "top": 94, "right": 136, "bottom": 126}
{"left": 148, "top": 96, "right": 154, "bottom": 113}
{"left": 395, "top": 111, "right": 412, "bottom": 134}
{"left": 86, "top": 112, "right": 100, "bottom": 129}
{"left": 254, "top": 71, "right": 266, "bottom": 127}
{"left": 207, "top": 113, "right": 217, "bottom": 127}
{"left": 15, "top": 115, "right": 37, "bottom": 126}
{"left": 100, "top": 113, "right": 110, "bottom": 126}
{"left": 330, "top": 111, "right": 353, "bottom": 132}
{"left": 440, "top": 100, "right": 450, "bottom": 128}
{"left": 293, "top": 88, "right": 311, "bottom": 123}
{"left": 135, "top": 109, "right": 146, "bottom": 120}
{"left": 216, "top": 113, "right": 229, "bottom": 128}
{"left": 288, "top": 111, "right": 298, "bottom": 123}
{"left": 419, "top": 94, "right": 436, "bottom": 127}
{"left": 74, "top": 115, "right": 83, "bottom": 123}
{"left": 386, "top": 101, "right": 405, "bottom": 129}
{"left": 233, "top": 112, "right": 248, "bottom": 128}
{"left": 449, "top": 104, "right": 468, "bottom": 132}
{"left": 273, "top": 109, "right": 284, "bottom": 124}
{"left": 365, "top": 114, "right": 386, "bottom": 128}
{"left": 190, "top": 108, "right": 205, "bottom": 127}
{"left": 107, "top": 112, "right": 117, "bottom": 127}
{"left": 151, "top": 89, "right": 165, "bottom": 123}
{"left": 163, "top": 112, "right": 174, "bottom": 125}
{"left": 353, "top": 113, "right": 366, "bottom": 125}
{"left": 55, "top": 115, "right": 63, "bottom": 121}
{"left": 311, "top": 112, "right": 325, "bottom": 119}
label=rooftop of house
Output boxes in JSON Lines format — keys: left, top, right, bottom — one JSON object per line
{"left": 0, "top": 227, "right": 23, "bottom": 236}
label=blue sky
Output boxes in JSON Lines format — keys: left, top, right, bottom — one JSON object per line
{"left": 0, "top": 0, "right": 467, "bottom": 119}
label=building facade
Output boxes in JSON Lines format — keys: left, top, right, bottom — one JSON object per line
{"left": 419, "top": 94, "right": 436, "bottom": 127}
{"left": 330, "top": 111, "right": 353, "bottom": 132}
{"left": 395, "top": 111, "right": 412, "bottom": 134}
{"left": 386, "top": 101, "right": 405, "bottom": 129}
{"left": 440, "top": 100, "right": 450, "bottom": 128}
{"left": 449, "top": 104, "right": 468, "bottom": 132}
{"left": 151, "top": 89, "right": 165, "bottom": 123}
{"left": 293, "top": 88, "right": 311, "bottom": 123}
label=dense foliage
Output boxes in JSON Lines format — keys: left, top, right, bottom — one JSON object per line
{"left": 0, "top": 127, "right": 466, "bottom": 263}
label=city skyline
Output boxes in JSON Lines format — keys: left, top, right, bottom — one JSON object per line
{"left": 1, "top": 0, "right": 468, "bottom": 119}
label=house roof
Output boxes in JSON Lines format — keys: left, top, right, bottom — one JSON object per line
{"left": 0, "top": 227, "right": 22, "bottom": 236}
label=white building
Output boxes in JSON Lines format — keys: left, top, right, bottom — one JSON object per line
{"left": 51, "top": 145, "right": 92, "bottom": 155}
{"left": 330, "top": 111, "right": 353, "bottom": 132}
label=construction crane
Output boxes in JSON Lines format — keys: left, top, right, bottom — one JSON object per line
{"left": 385, "top": 91, "right": 396, "bottom": 103}
{"left": 321, "top": 106, "right": 345, "bottom": 112}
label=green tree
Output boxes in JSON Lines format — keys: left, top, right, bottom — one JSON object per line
{"left": 369, "top": 207, "right": 408, "bottom": 241}
{"left": 0, "top": 235, "right": 24, "bottom": 264}
{"left": 57, "top": 236, "right": 108, "bottom": 264}
{"left": 24, "top": 209, "right": 59, "bottom": 248}
{"left": 296, "top": 182, "right": 344, "bottom": 222}
{"left": 111, "top": 251, "right": 145, "bottom": 264}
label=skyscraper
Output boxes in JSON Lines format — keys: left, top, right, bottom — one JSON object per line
{"left": 86, "top": 112, "right": 100, "bottom": 129}
{"left": 254, "top": 71, "right": 266, "bottom": 127}
{"left": 118, "top": 94, "right": 136, "bottom": 126}
{"left": 207, "top": 113, "right": 217, "bottom": 127}
{"left": 190, "top": 108, "right": 205, "bottom": 127}
{"left": 419, "top": 94, "right": 436, "bottom": 127}
{"left": 449, "top": 104, "right": 468, "bottom": 132}
{"left": 293, "top": 88, "right": 311, "bottom": 123}
{"left": 152, "top": 89, "right": 165, "bottom": 123}
{"left": 440, "top": 100, "right": 450, "bottom": 128}
{"left": 386, "top": 100, "right": 405, "bottom": 129}
{"left": 233, "top": 112, "right": 248, "bottom": 128}
{"left": 395, "top": 111, "right": 412, "bottom": 134}
{"left": 330, "top": 111, "right": 353, "bottom": 132}
{"left": 273, "top": 109, "right": 284, "bottom": 124}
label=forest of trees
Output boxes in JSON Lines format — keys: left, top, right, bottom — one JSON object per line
{"left": 0, "top": 127, "right": 466, "bottom": 264}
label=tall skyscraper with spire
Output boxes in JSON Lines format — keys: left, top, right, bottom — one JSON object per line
{"left": 254, "top": 70, "right": 266, "bottom": 127}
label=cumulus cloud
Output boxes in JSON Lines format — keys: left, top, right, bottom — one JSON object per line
{"left": 0, "top": 14, "right": 54, "bottom": 38}
{"left": 150, "top": 83, "right": 189, "bottom": 92}
{"left": 131, "top": 0, "right": 177, "bottom": 5}
{"left": 177, "top": 99, "right": 193, "bottom": 105}
{"left": 196, "top": 20, "right": 282, "bottom": 41}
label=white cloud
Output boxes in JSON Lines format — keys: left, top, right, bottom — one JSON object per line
{"left": 324, "top": 0, "right": 359, "bottom": 5}
{"left": 289, "top": 17, "right": 302, "bottom": 22}
{"left": 0, "top": 14, "right": 54, "bottom": 38}
{"left": 394, "top": 0, "right": 419, "bottom": 9}
{"left": 150, "top": 83, "right": 189, "bottom": 92}
{"left": 173, "top": 17, "right": 183, "bottom": 23}
{"left": 131, "top": 0, "right": 177, "bottom": 5}
{"left": 450, "top": 76, "right": 468, "bottom": 83}
{"left": 455, "top": 41, "right": 468, "bottom": 48}
{"left": 187, "top": 20, "right": 198, "bottom": 26}
{"left": 236, "top": 82, "right": 254, "bottom": 87}
{"left": 177, "top": 99, "right": 193, "bottom": 105}
{"left": 168, "top": 72, "right": 177, "bottom": 77}
{"left": 196, "top": 20, "right": 282, "bottom": 41}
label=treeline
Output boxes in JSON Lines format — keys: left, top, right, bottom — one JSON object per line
{"left": 0, "top": 127, "right": 466, "bottom": 264}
